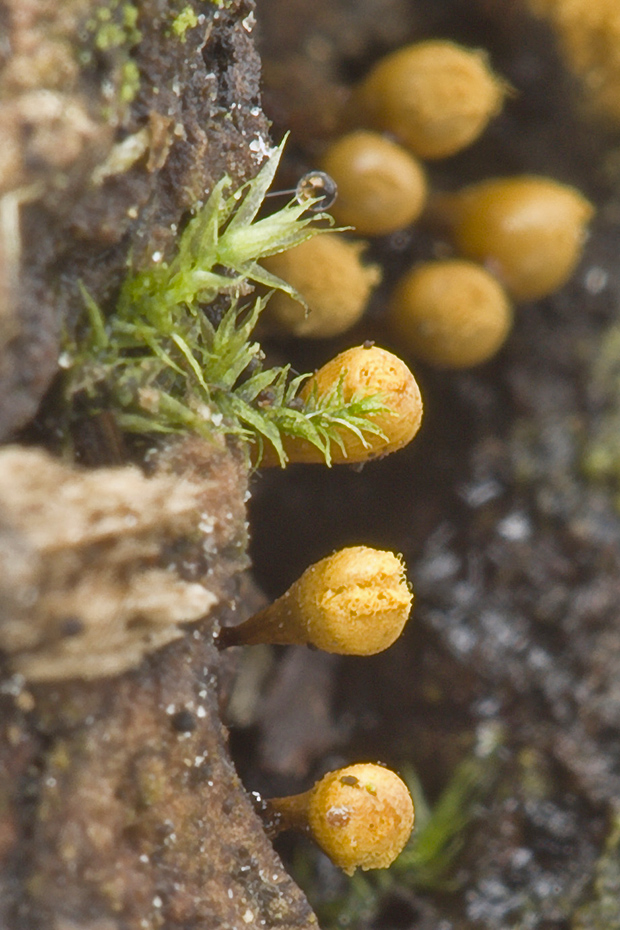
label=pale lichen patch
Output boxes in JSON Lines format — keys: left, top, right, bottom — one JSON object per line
{"left": 0, "top": 445, "right": 230, "bottom": 681}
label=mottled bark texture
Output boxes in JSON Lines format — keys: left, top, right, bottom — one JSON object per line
{"left": 0, "top": 1, "right": 318, "bottom": 927}
{"left": 0, "top": 439, "right": 318, "bottom": 929}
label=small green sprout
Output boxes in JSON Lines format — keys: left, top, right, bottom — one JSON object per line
{"left": 63, "top": 140, "right": 396, "bottom": 466}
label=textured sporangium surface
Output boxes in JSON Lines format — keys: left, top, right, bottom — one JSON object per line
{"left": 4, "top": 1, "right": 620, "bottom": 929}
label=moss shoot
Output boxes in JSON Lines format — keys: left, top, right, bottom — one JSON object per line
{"left": 64, "top": 141, "right": 399, "bottom": 467}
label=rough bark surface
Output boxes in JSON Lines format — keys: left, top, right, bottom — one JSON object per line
{"left": 0, "top": 1, "right": 318, "bottom": 927}
{"left": 0, "top": 440, "right": 317, "bottom": 930}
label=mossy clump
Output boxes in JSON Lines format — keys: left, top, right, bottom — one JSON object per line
{"left": 65, "top": 141, "right": 398, "bottom": 468}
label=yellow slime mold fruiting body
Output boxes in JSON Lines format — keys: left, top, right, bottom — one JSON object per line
{"left": 258, "top": 345, "right": 423, "bottom": 466}
{"left": 321, "top": 131, "right": 427, "bottom": 236}
{"left": 218, "top": 545, "right": 413, "bottom": 655}
{"left": 388, "top": 259, "right": 513, "bottom": 368}
{"left": 433, "top": 175, "right": 594, "bottom": 301}
{"left": 265, "top": 763, "right": 414, "bottom": 875}
{"left": 352, "top": 40, "right": 506, "bottom": 159}
{"left": 262, "top": 233, "right": 380, "bottom": 339}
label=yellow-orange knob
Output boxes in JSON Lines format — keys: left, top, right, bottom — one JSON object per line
{"left": 321, "top": 131, "right": 427, "bottom": 236}
{"left": 265, "top": 763, "right": 414, "bottom": 875}
{"left": 259, "top": 344, "right": 423, "bottom": 466}
{"left": 387, "top": 259, "right": 513, "bottom": 368}
{"left": 353, "top": 40, "right": 505, "bottom": 159}
{"left": 434, "top": 176, "right": 594, "bottom": 300}
{"left": 262, "top": 233, "right": 380, "bottom": 338}
{"left": 218, "top": 546, "right": 413, "bottom": 655}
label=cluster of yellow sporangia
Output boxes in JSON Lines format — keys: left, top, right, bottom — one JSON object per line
{"left": 240, "top": 245, "right": 424, "bottom": 869}
{"left": 232, "top": 33, "right": 592, "bottom": 878}
{"left": 219, "top": 545, "right": 415, "bottom": 872}
{"left": 262, "top": 39, "right": 594, "bottom": 369}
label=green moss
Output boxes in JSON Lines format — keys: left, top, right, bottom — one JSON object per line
{"left": 583, "top": 324, "right": 620, "bottom": 504}
{"left": 90, "top": 1, "right": 141, "bottom": 52}
{"left": 573, "top": 811, "right": 620, "bottom": 930}
{"left": 395, "top": 723, "right": 504, "bottom": 890}
{"left": 95, "top": 22, "right": 128, "bottom": 51}
{"left": 171, "top": 5, "right": 199, "bottom": 40}
{"left": 64, "top": 140, "right": 389, "bottom": 467}
{"left": 79, "top": 1, "right": 141, "bottom": 117}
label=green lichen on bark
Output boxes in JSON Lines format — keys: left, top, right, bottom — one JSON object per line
{"left": 170, "top": 4, "right": 199, "bottom": 39}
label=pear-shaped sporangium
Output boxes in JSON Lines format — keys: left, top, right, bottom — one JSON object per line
{"left": 217, "top": 545, "right": 413, "bottom": 655}
{"left": 432, "top": 175, "right": 594, "bottom": 301}
{"left": 263, "top": 763, "right": 414, "bottom": 876}
{"left": 352, "top": 40, "right": 506, "bottom": 159}
{"left": 260, "top": 344, "right": 423, "bottom": 466}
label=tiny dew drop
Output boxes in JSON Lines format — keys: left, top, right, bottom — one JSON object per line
{"left": 295, "top": 170, "right": 338, "bottom": 211}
